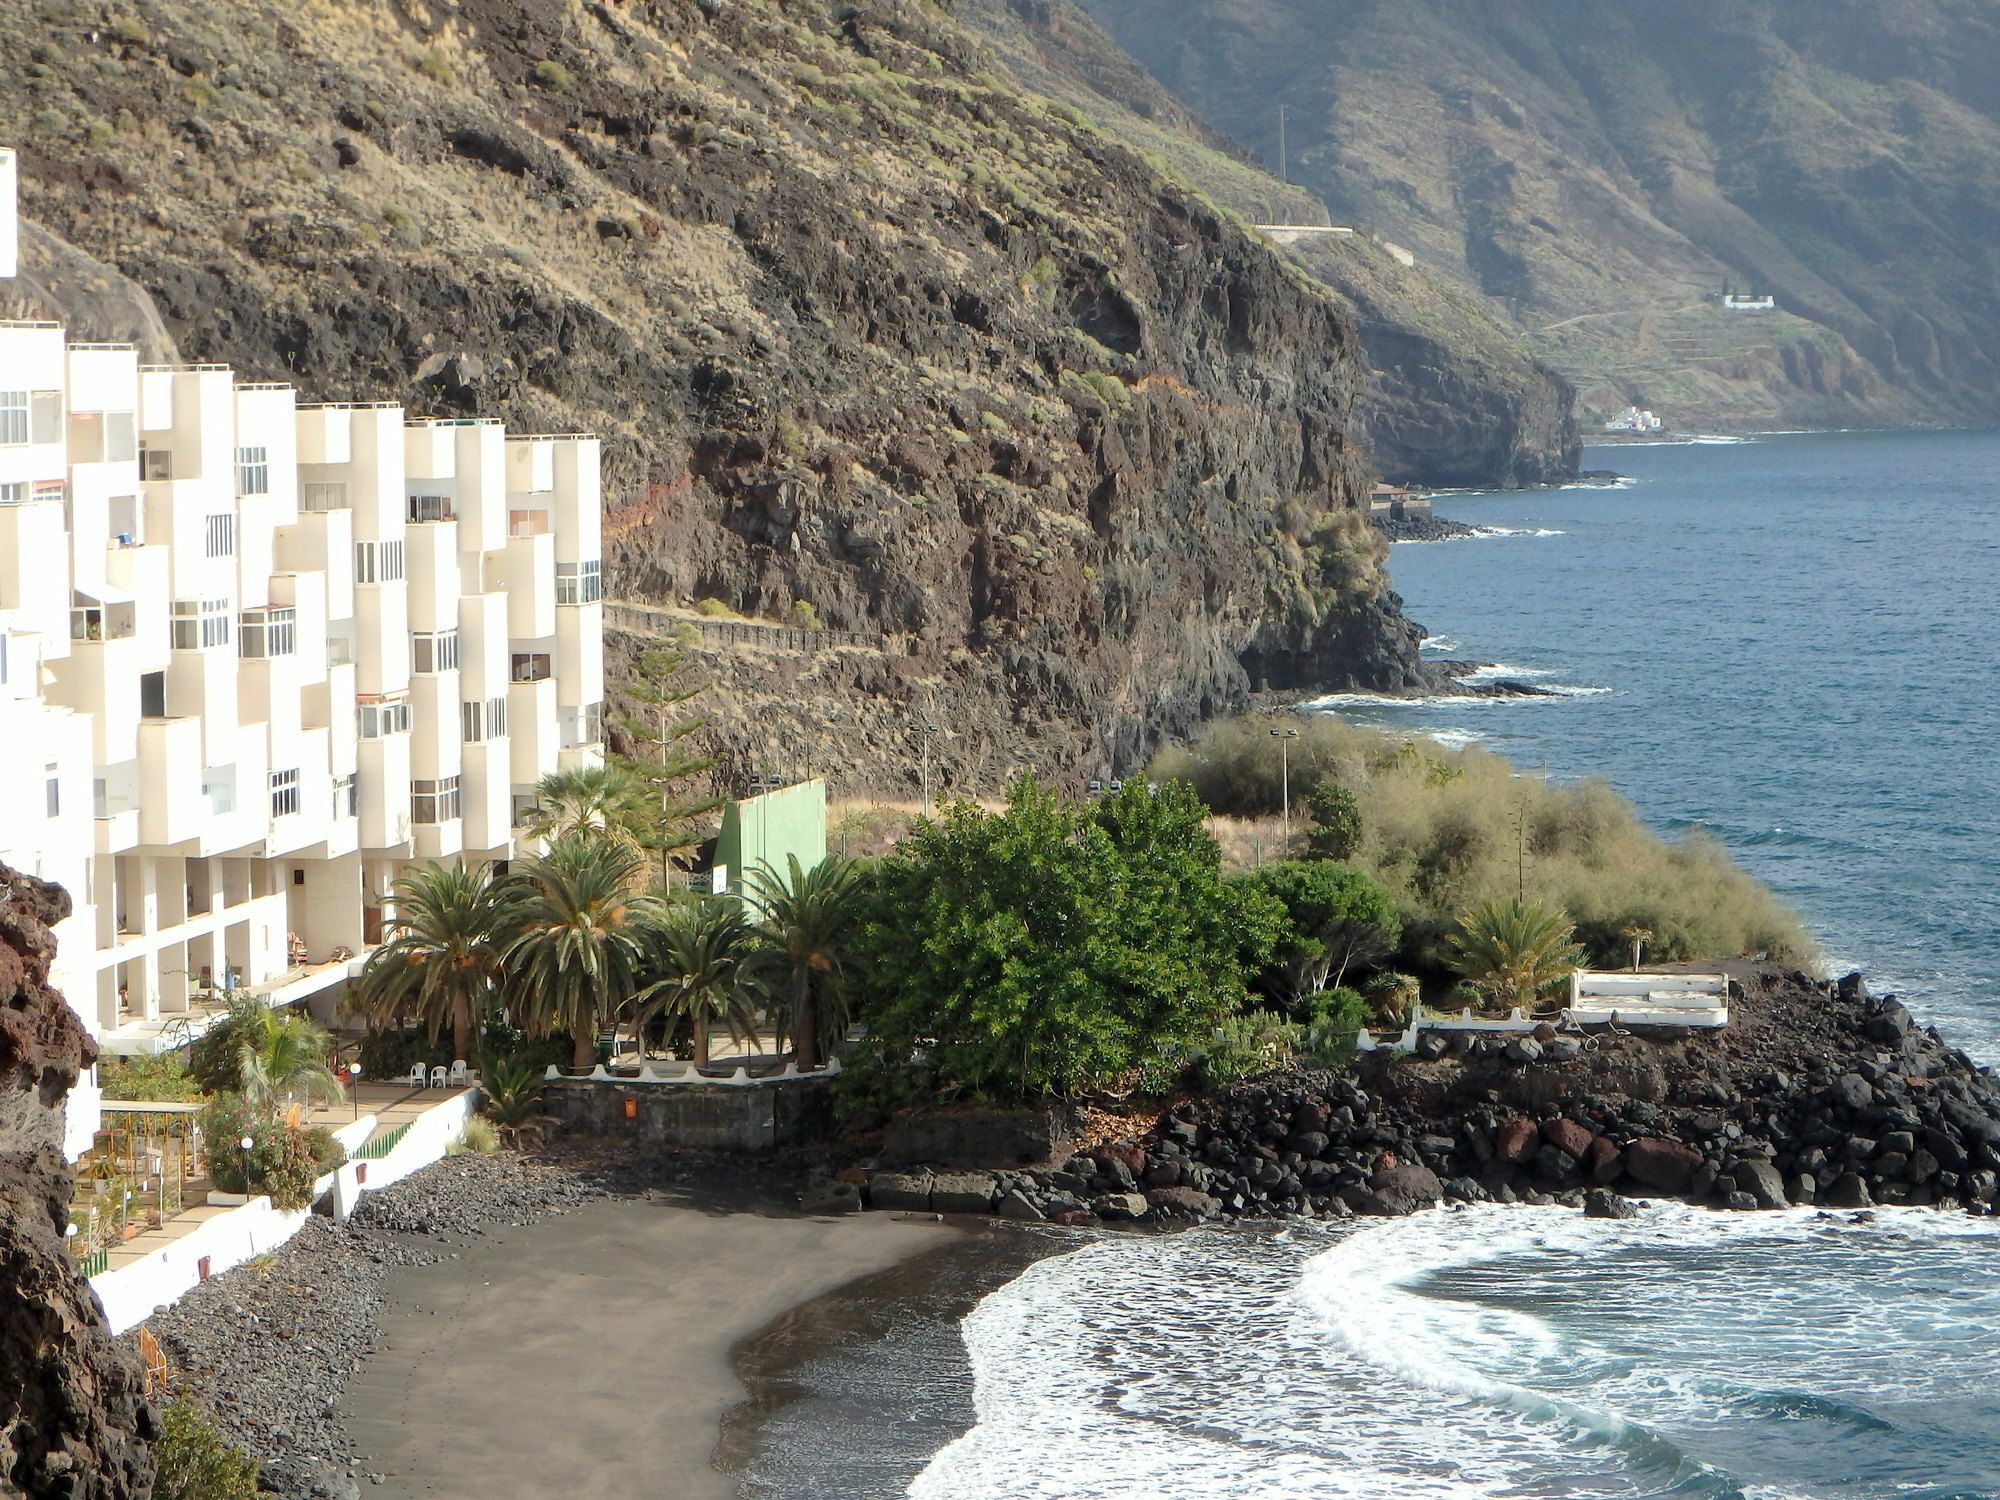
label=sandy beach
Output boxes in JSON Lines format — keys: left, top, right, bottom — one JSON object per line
{"left": 341, "top": 1193, "right": 962, "bottom": 1499}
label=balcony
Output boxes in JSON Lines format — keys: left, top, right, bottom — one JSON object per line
{"left": 70, "top": 601, "right": 138, "bottom": 642}
{"left": 507, "top": 508, "right": 551, "bottom": 538}
{"left": 510, "top": 652, "right": 552, "bottom": 684}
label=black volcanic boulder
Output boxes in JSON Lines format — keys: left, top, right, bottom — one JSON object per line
{"left": 1347, "top": 1164, "right": 1443, "bottom": 1216}
{"left": 1733, "top": 1159, "right": 1789, "bottom": 1209}
{"left": 1583, "top": 1189, "right": 1638, "bottom": 1220}
{"left": 1625, "top": 1137, "right": 1703, "bottom": 1192}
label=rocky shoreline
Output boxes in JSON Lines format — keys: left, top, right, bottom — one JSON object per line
{"left": 847, "top": 970, "right": 2000, "bottom": 1227}
{"left": 1373, "top": 511, "right": 1479, "bottom": 543}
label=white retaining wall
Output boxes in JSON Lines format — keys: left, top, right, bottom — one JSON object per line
{"left": 89, "top": 1092, "right": 478, "bottom": 1335}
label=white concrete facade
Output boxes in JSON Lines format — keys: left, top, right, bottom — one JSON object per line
{"left": 0, "top": 156, "right": 604, "bottom": 1156}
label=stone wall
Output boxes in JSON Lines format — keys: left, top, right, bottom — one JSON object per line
{"left": 542, "top": 1078, "right": 834, "bottom": 1153}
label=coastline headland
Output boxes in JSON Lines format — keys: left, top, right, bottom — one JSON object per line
{"left": 850, "top": 968, "right": 2000, "bottom": 1226}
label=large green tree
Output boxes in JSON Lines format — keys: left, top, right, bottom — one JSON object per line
{"left": 857, "top": 777, "right": 1282, "bottom": 1102}
{"left": 1239, "top": 860, "right": 1401, "bottom": 1006}
{"left": 503, "top": 834, "right": 666, "bottom": 1071}
{"left": 345, "top": 860, "right": 511, "bottom": 1063}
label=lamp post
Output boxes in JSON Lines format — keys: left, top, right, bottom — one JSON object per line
{"left": 347, "top": 1062, "right": 362, "bottom": 1122}
{"left": 1270, "top": 726, "right": 1300, "bottom": 855}
{"left": 238, "top": 1135, "right": 254, "bottom": 1193}
{"left": 914, "top": 723, "right": 939, "bottom": 820}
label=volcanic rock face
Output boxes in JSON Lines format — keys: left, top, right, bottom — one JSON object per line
{"left": 1, "top": 0, "right": 1431, "bottom": 785}
{"left": 0, "top": 864, "right": 154, "bottom": 1499}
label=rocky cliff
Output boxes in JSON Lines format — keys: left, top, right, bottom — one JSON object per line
{"left": 1084, "top": 0, "right": 2000, "bottom": 432}
{"left": 956, "top": 0, "right": 1580, "bottom": 486}
{"left": 0, "top": 865, "right": 154, "bottom": 1498}
{"left": 1, "top": 0, "right": 1447, "bottom": 787}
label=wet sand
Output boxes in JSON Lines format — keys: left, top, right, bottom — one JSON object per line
{"left": 341, "top": 1193, "right": 961, "bottom": 1499}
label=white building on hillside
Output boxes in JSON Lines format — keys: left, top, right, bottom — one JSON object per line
{"left": 0, "top": 153, "right": 604, "bottom": 1157}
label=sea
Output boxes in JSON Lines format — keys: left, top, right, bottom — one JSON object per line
{"left": 896, "top": 433, "right": 2000, "bottom": 1500}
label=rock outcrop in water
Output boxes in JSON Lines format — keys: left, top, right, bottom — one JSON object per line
{"left": 0, "top": 863, "right": 154, "bottom": 1498}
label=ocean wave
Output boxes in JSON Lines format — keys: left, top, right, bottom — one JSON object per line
{"left": 1417, "top": 635, "right": 1459, "bottom": 653}
{"left": 1458, "top": 661, "right": 1559, "bottom": 682}
{"left": 1562, "top": 476, "right": 1640, "bottom": 490}
{"left": 1425, "top": 728, "right": 1487, "bottom": 751}
{"left": 1398, "top": 525, "right": 1568, "bottom": 543}
{"left": 1475, "top": 525, "right": 1568, "bottom": 537}
{"left": 1299, "top": 682, "right": 1609, "bottom": 710}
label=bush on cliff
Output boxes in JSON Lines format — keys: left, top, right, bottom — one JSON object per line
{"left": 1151, "top": 716, "right": 1814, "bottom": 972}
{"left": 853, "top": 777, "right": 1283, "bottom": 1102}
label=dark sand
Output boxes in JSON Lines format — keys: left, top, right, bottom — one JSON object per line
{"left": 341, "top": 1194, "right": 966, "bottom": 1499}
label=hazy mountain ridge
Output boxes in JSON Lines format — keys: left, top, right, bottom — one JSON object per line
{"left": 1084, "top": 0, "right": 2000, "bottom": 431}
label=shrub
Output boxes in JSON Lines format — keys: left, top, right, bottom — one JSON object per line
{"left": 1150, "top": 715, "right": 1814, "bottom": 972}
{"left": 1238, "top": 860, "right": 1401, "bottom": 1008}
{"left": 450, "top": 1116, "right": 500, "bottom": 1155}
{"left": 153, "top": 1396, "right": 258, "bottom": 1500}
{"left": 355, "top": 1026, "right": 453, "bottom": 1081}
{"left": 99, "top": 1052, "right": 204, "bottom": 1103}
{"left": 1302, "top": 986, "right": 1370, "bottom": 1064}
{"left": 693, "top": 596, "right": 737, "bottom": 619}
{"left": 476, "top": 1049, "right": 549, "bottom": 1143}
{"left": 1304, "top": 780, "right": 1362, "bottom": 860}
{"left": 109, "top": 16, "right": 148, "bottom": 46}
{"left": 1448, "top": 899, "right": 1587, "bottom": 1012}
{"left": 789, "top": 599, "right": 824, "bottom": 629}
{"left": 1194, "top": 1011, "right": 1298, "bottom": 1091}
{"left": 530, "top": 59, "right": 572, "bottom": 90}
{"left": 199, "top": 1097, "right": 343, "bottom": 1209}
{"left": 187, "top": 998, "right": 269, "bottom": 1094}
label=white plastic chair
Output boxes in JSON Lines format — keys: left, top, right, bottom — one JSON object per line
{"left": 447, "top": 1060, "right": 470, "bottom": 1087}
{"left": 408, "top": 1063, "right": 427, "bottom": 1089}
{"left": 429, "top": 1065, "right": 448, "bottom": 1089}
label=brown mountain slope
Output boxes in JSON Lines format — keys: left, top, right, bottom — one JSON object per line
{"left": 3, "top": 0, "right": 1433, "bottom": 789}
{"left": 957, "top": 0, "right": 1580, "bottom": 485}
{"left": 1083, "top": 0, "right": 2000, "bottom": 431}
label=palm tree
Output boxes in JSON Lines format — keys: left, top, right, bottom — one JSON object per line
{"left": 518, "top": 764, "right": 651, "bottom": 855}
{"left": 503, "top": 833, "right": 665, "bottom": 1072}
{"left": 630, "top": 898, "right": 765, "bottom": 1069}
{"left": 345, "top": 861, "right": 510, "bottom": 1063}
{"left": 1448, "top": 898, "right": 1588, "bottom": 1013}
{"left": 1620, "top": 924, "right": 1654, "bottom": 973}
{"left": 237, "top": 1007, "right": 346, "bottom": 1111}
{"left": 748, "top": 855, "right": 862, "bottom": 1071}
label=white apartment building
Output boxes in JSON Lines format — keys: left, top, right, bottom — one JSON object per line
{"left": 0, "top": 151, "right": 604, "bottom": 1156}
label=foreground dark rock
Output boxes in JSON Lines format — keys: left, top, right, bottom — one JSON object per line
{"left": 860, "top": 969, "right": 2000, "bottom": 1227}
{"left": 0, "top": 864, "right": 154, "bottom": 1499}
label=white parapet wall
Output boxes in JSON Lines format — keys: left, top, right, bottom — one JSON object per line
{"left": 88, "top": 1091, "right": 478, "bottom": 1334}
{"left": 1570, "top": 971, "right": 1729, "bottom": 1027}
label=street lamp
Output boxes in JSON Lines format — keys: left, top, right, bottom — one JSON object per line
{"left": 238, "top": 1135, "right": 254, "bottom": 1192}
{"left": 1270, "top": 726, "right": 1300, "bottom": 855}
{"left": 914, "top": 723, "right": 940, "bottom": 820}
{"left": 347, "top": 1062, "right": 362, "bottom": 1122}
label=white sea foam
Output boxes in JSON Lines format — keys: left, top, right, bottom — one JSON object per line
{"left": 1418, "top": 635, "right": 1459, "bottom": 653}
{"left": 1474, "top": 524, "right": 1568, "bottom": 537}
{"left": 1425, "top": 727, "right": 1487, "bottom": 751}
{"left": 1299, "top": 681, "right": 1608, "bottom": 711}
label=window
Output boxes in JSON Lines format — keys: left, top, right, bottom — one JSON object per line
{"left": 0, "top": 482, "right": 23, "bottom": 505}
{"left": 0, "top": 635, "right": 9, "bottom": 686}
{"left": 332, "top": 772, "right": 358, "bottom": 818}
{"left": 239, "top": 607, "right": 296, "bottom": 659}
{"left": 170, "top": 598, "right": 231, "bottom": 650}
{"left": 0, "top": 391, "right": 26, "bottom": 446}
{"left": 509, "top": 652, "right": 551, "bottom": 683}
{"left": 269, "top": 768, "right": 300, "bottom": 819}
{"left": 560, "top": 702, "right": 604, "bottom": 748}
{"left": 30, "top": 392, "right": 61, "bottom": 445}
{"left": 45, "top": 763, "right": 59, "bottom": 819}
{"left": 406, "top": 493, "right": 454, "bottom": 523}
{"left": 412, "top": 630, "right": 459, "bottom": 674}
{"left": 104, "top": 412, "right": 136, "bottom": 463}
{"left": 555, "top": 559, "right": 604, "bottom": 605}
{"left": 236, "top": 446, "right": 269, "bottom": 497}
{"left": 411, "top": 776, "right": 461, "bottom": 825}
{"left": 141, "top": 448, "right": 173, "bottom": 482}
{"left": 140, "top": 671, "right": 165, "bottom": 718}
{"left": 461, "top": 696, "right": 508, "bottom": 742}
{"left": 357, "top": 699, "right": 412, "bottom": 738}
{"left": 354, "top": 539, "right": 405, "bottom": 584}
{"left": 204, "top": 513, "right": 235, "bottom": 557}
{"left": 301, "top": 482, "right": 347, "bottom": 512}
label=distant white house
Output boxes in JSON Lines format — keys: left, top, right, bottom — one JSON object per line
{"left": 1722, "top": 291, "right": 1776, "bottom": 311}
{"left": 1604, "top": 405, "right": 1664, "bottom": 433}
